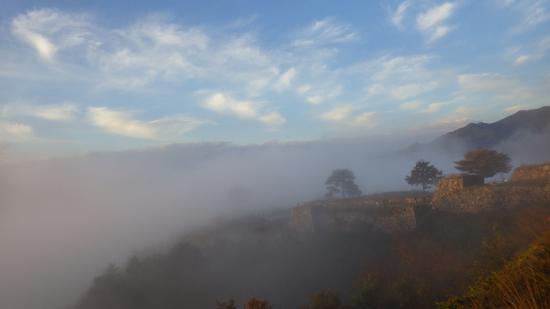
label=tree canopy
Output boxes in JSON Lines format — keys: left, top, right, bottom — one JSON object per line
{"left": 455, "top": 149, "right": 511, "bottom": 179}
{"left": 325, "top": 169, "right": 362, "bottom": 198}
{"left": 244, "top": 298, "right": 272, "bottom": 309}
{"left": 405, "top": 160, "right": 442, "bottom": 191}
{"left": 216, "top": 299, "right": 237, "bottom": 309}
{"left": 303, "top": 289, "right": 346, "bottom": 309}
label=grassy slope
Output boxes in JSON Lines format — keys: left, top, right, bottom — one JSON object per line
{"left": 441, "top": 230, "right": 550, "bottom": 309}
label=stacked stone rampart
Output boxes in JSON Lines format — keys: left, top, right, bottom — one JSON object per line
{"left": 433, "top": 162, "right": 550, "bottom": 213}
{"left": 291, "top": 163, "right": 550, "bottom": 235}
{"left": 434, "top": 174, "right": 484, "bottom": 197}
{"left": 511, "top": 163, "right": 550, "bottom": 182}
{"left": 290, "top": 192, "right": 430, "bottom": 234}
{"left": 432, "top": 182, "right": 550, "bottom": 213}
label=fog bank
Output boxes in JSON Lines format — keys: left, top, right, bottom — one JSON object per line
{"left": 0, "top": 131, "right": 548, "bottom": 309}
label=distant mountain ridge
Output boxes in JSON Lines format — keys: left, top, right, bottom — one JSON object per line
{"left": 436, "top": 106, "right": 550, "bottom": 148}
{"left": 405, "top": 106, "right": 550, "bottom": 154}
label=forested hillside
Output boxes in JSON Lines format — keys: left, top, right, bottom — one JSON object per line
{"left": 76, "top": 203, "right": 550, "bottom": 308}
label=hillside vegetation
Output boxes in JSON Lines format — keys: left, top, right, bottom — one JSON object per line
{"left": 75, "top": 203, "right": 550, "bottom": 308}
{"left": 75, "top": 160, "right": 550, "bottom": 308}
{"left": 441, "top": 230, "right": 550, "bottom": 308}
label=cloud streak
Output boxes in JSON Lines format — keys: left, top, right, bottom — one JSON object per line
{"left": 292, "top": 18, "right": 359, "bottom": 47}
{"left": 416, "top": 2, "right": 456, "bottom": 43}
{"left": 320, "top": 105, "right": 377, "bottom": 128}
{"left": 11, "top": 9, "right": 92, "bottom": 62}
{"left": 1, "top": 6, "right": 549, "bottom": 152}
{"left": 2, "top": 103, "right": 79, "bottom": 121}
{"left": 0, "top": 121, "right": 33, "bottom": 139}
{"left": 87, "top": 107, "right": 204, "bottom": 139}
{"left": 390, "top": 1, "right": 413, "bottom": 29}
{"left": 496, "top": 0, "right": 550, "bottom": 32}
{"left": 202, "top": 93, "right": 285, "bottom": 126}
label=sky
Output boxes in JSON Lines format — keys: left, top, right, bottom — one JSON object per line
{"left": 1, "top": 0, "right": 549, "bottom": 158}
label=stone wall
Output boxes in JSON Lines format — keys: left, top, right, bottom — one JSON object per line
{"left": 433, "top": 162, "right": 550, "bottom": 213}
{"left": 511, "top": 163, "right": 550, "bottom": 182}
{"left": 290, "top": 192, "right": 430, "bottom": 234}
{"left": 435, "top": 174, "right": 484, "bottom": 197}
{"left": 290, "top": 205, "right": 316, "bottom": 234}
{"left": 292, "top": 163, "right": 550, "bottom": 234}
{"left": 432, "top": 178, "right": 550, "bottom": 213}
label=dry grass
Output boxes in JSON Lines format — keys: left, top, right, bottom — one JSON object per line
{"left": 442, "top": 231, "right": 550, "bottom": 309}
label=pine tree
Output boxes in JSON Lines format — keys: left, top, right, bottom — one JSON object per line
{"left": 405, "top": 160, "right": 442, "bottom": 191}
{"left": 325, "top": 169, "right": 362, "bottom": 198}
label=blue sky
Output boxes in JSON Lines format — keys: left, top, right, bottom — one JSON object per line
{"left": 1, "top": 0, "right": 549, "bottom": 157}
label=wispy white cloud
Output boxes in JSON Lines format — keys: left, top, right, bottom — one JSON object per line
{"left": 494, "top": 0, "right": 517, "bottom": 7}
{"left": 148, "top": 116, "right": 208, "bottom": 138}
{"left": 457, "top": 73, "right": 516, "bottom": 92}
{"left": 303, "top": 84, "right": 343, "bottom": 105}
{"left": 422, "top": 102, "right": 446, "bottom": 113}
{"left": 11, "top": 8, "right": 93, "bottom": 62}
{"left": 390, "top": 81, "right": 438, "bottom": 100}
{"left": 203, "top": 93, "right": 258, "bottom": 119}
{"left": 87, "top": 107, "right": 204, "bottom": 139}
{"left": 400, "top": 100, "right": 450, "bottom": 114}
{"left": 4, "top": 6, "right": 549, "bottom": 147}
{"left": 2, "top": 103, "right": 79, "bottom": 121}
{"left": 507, "top": 36, "right": 550, "bottom": 65}
{"left": 390, "top": 1, "right": 413, "bottom": 29}
{"left": 351, "top": 112, "right": 377, "bottom": 127}
{"left": 320, "top": 105, "right": 353, "bottom": 122}
{"left": 399, "top": 100, "right": 422, "bottom": 110}
{"left": 13, "top": 30, "right": 56, "bottom": 62}
{"left": 0, "top": 121, "right": 34, "bottom": 139}
{"left": 6, "top": 9, "right": 444, "bottom": 131}
{"left": 259, "top": 112, "right": 286, "bottom": 126}
{"left": 416, "top": 117, "right": 469, "bottom": 132}
{"left": 202, "top": 93, "right": 285, "bottom": 126}
{"left": 457, "top": 73, "right": 536, "bottom": 103}
{"left": 9, "top": 9, "right": 355, "bottom": 134}
{"left": 88, "top": 107, "right": 157, "bottom": 138}
{"left": 416, "top": 2, "right": 456, "bottom": 43}
{"left": 354, "top": 54, "right": 444, "bottom": 101}
{"left": 428, "top": 25, "right": 452, "bottom": 43}
{"left": 97, "top": 18, "right": 209, "bottom": 89}
{"left": 454, "top": 72, "right": 547, "bottom": 114}
{"left": 274, "top": 67, "right": 297, "bottom": 91}
{"left": 514, "top": 54, "right": 532, "bottom": 65}
{"left": 320, "top": 105, "right": 377, "bottom": 127}
{"left": 417, "top": 2, "right": 455, "bottom": 30}
{"left": 504, "top": 104, "right": 529, "bottom": 113}
{"left": 369, "top": 55, "right": 434, "bottom": 82}
{"left": 292, "top": 18, "right": 359, "bottom": 48}
{"left": 32, "top": 103, "right": 78, "bottom": 121}
{"left": 496, "top": 0, "right": 550, "bottom": 32}
{"left": 9, "top": 9, "right": 280, "bottom": 94}
{"left": 415, "top": 104, "right": 476, "bottom": 132}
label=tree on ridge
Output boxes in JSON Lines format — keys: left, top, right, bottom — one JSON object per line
{"left": 405, "top": 160, "right": 443, "bottom": 191}
{"left": 325, "top": 169, "right": 362, "bottom": 198}
{"left": 455, "top": 149, "right": 511, "bottom": 179}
